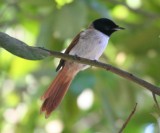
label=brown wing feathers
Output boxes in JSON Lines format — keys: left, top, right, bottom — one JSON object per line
{"left": 56, "top": 32, "right": 82, "bottom": 71}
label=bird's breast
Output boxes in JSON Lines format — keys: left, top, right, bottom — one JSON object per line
{"left": 69, "top": 29, "right": 109, "bottom": 60}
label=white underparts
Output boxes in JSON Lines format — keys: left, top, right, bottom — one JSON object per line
{"left": 68, "top": 29, "right": 109, "bottom": 70}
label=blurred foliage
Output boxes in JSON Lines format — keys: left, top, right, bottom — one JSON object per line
{"left": 0, "top": 0, "right": 160, "bottom": 133}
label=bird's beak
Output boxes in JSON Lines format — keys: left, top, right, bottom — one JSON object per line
{"left": 114, "top": 26, "right": 125, "bottom": 30}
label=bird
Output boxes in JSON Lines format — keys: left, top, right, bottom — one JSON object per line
{"left": 41, "top": 18, "right": 124, "bottom": 118}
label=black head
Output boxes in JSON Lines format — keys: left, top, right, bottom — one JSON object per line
{"left": 92, "top": 18, "right": 124, "bottom": 36}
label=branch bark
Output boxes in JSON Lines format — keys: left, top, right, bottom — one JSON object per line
{"left": 40, "top": 48, "right": 160, "bottom": 96}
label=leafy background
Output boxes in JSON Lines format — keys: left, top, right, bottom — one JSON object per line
{"left": 0, "top": 0, "right": 160, "bottom": 133}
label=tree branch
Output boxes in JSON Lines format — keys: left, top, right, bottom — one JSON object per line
{"left": 0, "top": 32, "right": 160, "bottom": 96}
{"left": 39, "top": 48, "right": 160, "bottom": 96}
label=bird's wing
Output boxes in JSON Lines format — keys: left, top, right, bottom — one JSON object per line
{"left": 56, "top": 31, "right": 83, "bottom": 71}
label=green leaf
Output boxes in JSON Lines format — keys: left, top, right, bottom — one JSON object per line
{"left": 0, "top": 32, "right": 51, "bottom": 60}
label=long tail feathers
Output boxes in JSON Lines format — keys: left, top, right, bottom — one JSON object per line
{"left": 41, "top": 67, "right": 76, "bottom": 118}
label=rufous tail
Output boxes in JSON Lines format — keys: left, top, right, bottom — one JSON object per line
{"left": 41, "top": 66, "right": 77, "bottom": 118}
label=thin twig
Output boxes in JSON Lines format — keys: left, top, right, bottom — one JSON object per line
{"left": 152, "top": 93, "right": 160, "bottom": 111}
{"left": 118, "top": 103, "right": 138, "bottom": 133}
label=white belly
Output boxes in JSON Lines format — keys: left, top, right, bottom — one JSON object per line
{"left": 69, "top": 29, "right": 109, "bottom": 60}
